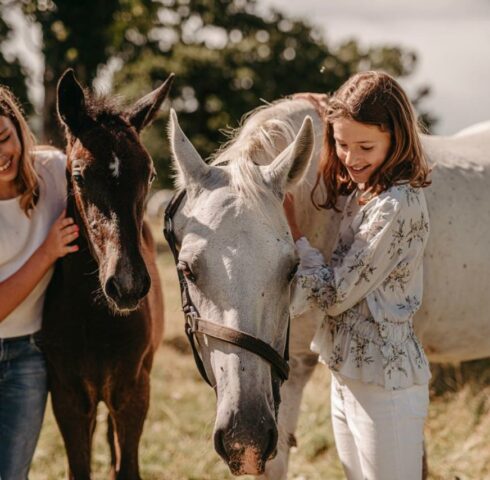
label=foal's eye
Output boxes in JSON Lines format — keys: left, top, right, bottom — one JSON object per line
{"left": 288, "top": 263, "right": 299, "bottom": 282}
{"left": 72, "top": 172, "right": 85, "bottom": 187}
{"left": 178, "top": 261, "right": 197, "bottom": 283}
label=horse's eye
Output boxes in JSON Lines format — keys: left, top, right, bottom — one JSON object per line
{"left": 288, "top": 263, "right": 299, "bottom": 282}
{"left": 178, "top": 261, "right": 197, "bottom": 283}
{"left": 72, "top": 172, "right": 85, "bottom": 187}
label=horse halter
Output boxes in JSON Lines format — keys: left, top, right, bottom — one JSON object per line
{"left": 163, "top": 190, "right": 290, "bottom": 387}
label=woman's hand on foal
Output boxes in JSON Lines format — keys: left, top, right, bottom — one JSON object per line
{"left": 283, "top": 193, "right": 303, "bottom": 242}
{"left": 41, "top": 210, "right": 79, "bottom": 262}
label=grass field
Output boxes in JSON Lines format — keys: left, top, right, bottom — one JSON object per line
{"left": 30, "top": 240, "right": 490, "bottom": 479}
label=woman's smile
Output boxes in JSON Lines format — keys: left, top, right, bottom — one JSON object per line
{"left": 0, "top": 157, "right": 13, "bottom": 172}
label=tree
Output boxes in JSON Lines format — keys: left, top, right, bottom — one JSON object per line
{"left": 112, "top": 0, "right": 435, "bottom": 187}
{"left": 0, "top": 8, "right": 30, "bottom": 113}
{"left": 1, "top": 0, "right": 435, "bottom": 184}
{"left": 9, "top": 0, "right": 159, "bottom": 146}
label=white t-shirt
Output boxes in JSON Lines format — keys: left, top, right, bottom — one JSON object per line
{"left": 0, "top": 149, "right": 66, "bottom": 338}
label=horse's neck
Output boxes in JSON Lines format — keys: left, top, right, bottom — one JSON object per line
{"left": 294, "top": 163, "right": 343, "bottom": 260}
{"left": 285, "top": 99, "right": 343, "bottom": 259}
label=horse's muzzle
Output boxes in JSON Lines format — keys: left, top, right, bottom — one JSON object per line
{"left": 214, "top": 423, "right": 277, "bottom": 476}
{"left": 104, "top": 270, "right": 151, "bottom": 311}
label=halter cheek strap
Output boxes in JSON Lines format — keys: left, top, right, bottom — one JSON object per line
{"left": 163, "top": 190, "right": 290, "bottom": 387}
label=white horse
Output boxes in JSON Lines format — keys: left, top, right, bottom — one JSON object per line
{"left": 167, "top": 98, "right": 490, "bottom": 478}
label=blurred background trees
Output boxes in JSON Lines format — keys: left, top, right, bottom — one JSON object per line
{"left": 0, "top": 11, "right": 30, "bottom": 111}
{"left": 1, "top": 0, "right": 435, "bottom": 187}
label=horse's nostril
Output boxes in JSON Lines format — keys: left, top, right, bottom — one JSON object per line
{"left": 214, "top": 428, "right": 229, "bottom": 462}
{"left": 140, "top": 272, "right": 151, "bottom": 298}
{"left": 263, "top": 427, "right": 278, "bottom": 463}
{"left": 105, "top": 276, "right": 122, "bottom": 301}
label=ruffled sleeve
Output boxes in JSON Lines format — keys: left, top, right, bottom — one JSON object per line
{"left": 294, "top": 195, "right": 404, "bottom": 317}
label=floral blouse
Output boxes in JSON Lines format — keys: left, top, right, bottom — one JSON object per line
{"left": 292, "top": 184, "right": 431, "bottom": 390}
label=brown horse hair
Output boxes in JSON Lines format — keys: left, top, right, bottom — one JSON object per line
{"left": 311, "top": 71, "right": 431, "bottom": 211}
{"left": 0, "top": 86, "right": 38, "bottom": 216}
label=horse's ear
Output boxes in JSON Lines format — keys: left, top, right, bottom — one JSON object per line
{"left": 168, "top": 108, "right": 212, "bottom": 191}
{"left": 127, "top": 73, "right": 175, "bottom": 132}
{"left": 262, "top": 116, "right": 314, "bottom": 197}
{"left": 57, "top": 69, "right": 91, "bottom": 136}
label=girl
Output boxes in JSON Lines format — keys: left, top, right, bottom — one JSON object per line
{"left": 0, "top": 86, "right": 79, "bottom": 479}
{"left": 284, "top": 71, "right": 432, "bottom": 480}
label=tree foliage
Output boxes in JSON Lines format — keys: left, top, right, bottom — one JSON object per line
{"left": 9, "top": 0, "right": 159, "bottom": 145}
{"left": 0, "top": 8, "right": 30, "bottom": 113}
{"left": 113, "top": 0, "right": 435, "bottom": 187}
{"left": 1, "top": 0, "right": 435, "bottom": 185}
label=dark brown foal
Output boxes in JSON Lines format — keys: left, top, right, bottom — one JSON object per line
{"left": 42, "top": 70, "right": 172, "bottom": 480}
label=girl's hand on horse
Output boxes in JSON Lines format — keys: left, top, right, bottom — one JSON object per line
{"left": 41, "top": 209, "right": 79, "bottom": 262}
{"left": 283, "top": 193, "right": 303, "bottom": 242}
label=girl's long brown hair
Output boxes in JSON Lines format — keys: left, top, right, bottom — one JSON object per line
{"left": 312, "top": 71, "right": 431, "bottom": 210}
{"left": 0, "top": 86, "right": 38, "bottom": 216}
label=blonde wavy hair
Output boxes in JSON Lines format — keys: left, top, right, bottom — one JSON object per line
{"left": 0, "top": 86, "right": 38, "bottom": 216}
{"left": 312, "top": 71, "right": 431, "bottom": 210}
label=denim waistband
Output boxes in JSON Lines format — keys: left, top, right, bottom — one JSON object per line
{"left": 0, "top": 332, "right": 39, "bottom": 344}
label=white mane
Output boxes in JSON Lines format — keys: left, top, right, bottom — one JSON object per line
{"left": 210, "top": 99, "right": 302, "bottom": 206}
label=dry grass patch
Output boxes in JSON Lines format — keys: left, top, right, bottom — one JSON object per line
{"left": 31, "top": 246, "right": 490, "bottom": 479}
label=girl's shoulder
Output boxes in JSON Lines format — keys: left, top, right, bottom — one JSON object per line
{"left": 32, "top": 147, "right": 67, "bottom": 180}
{"left": 361, "top": 184, "right": 427, "bottom": 223}
{"left": 33, "top": 146, "right": 66, "bottom": 167}
{"left": 374, "top": 184, "right": 426, "bottom": 210}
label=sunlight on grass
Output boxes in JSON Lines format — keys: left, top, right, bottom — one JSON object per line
{"left": 31, "top": 244, "right": 490, "bottom": 479}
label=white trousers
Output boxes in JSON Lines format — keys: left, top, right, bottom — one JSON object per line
{"left": 331, "top": 373, "right": 429, "bottom": 480}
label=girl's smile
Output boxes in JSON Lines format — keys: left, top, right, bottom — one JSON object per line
{"left": 333, "top": 118, "right": 391, "bottom": 186}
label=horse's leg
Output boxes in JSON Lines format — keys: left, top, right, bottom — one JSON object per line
{"left": 258, "top": 313, "right": 319, "bottom": 480}
{"left": 109, "top": 369, "right": 151, "bottom": 480}
{"left": 108, "top": 413, "right": 121, "bottom": 480}
{"left": 50, "top": 375, "right": 97, "bottom": 480}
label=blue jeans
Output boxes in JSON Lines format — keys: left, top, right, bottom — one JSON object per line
{"left": 0, "top": 334, "right": 48, "bottom": 480}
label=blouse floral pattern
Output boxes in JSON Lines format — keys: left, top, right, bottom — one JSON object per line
{"left": 292, "top": 184, "right": 431, "bottom": 390}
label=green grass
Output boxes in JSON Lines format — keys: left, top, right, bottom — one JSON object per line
{"left": 31, "top": 243, "right": 490, "bottom": 479}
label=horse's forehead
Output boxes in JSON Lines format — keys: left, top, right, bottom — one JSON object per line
{"left": 72, "top": 119, "right": 140, "bottom": 154}
{"left": 183, "top": 190, "right": 293, "bottom": 261}
{"left": 70, "top": 129, "right": 148, "bottom": 172}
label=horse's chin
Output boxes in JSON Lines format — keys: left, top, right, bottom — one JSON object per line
{"left": 105, "top": 296, "right": 141, "bottom": 316}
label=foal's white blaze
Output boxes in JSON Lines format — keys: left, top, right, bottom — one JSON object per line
{"left": 109, "top": 154, "right": 121, "bottom": 178}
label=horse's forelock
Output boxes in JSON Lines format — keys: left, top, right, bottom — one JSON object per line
{"left": 210, "top": 99, "right": 299, "bottom": 207}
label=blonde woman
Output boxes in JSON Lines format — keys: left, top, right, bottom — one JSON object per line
{"left": 0, "top": 87, "right": 78, "bottom": 479}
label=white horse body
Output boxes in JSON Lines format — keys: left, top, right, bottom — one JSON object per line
{"left": 168, "top": 97, "right": 490, "bottom": 478}
{"left": 416, "top": 132, "right": 490, "bottom": 361}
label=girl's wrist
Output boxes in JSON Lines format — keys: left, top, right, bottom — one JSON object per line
{"left": 37, "top": 240, "right": 56, "bottom": 267}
